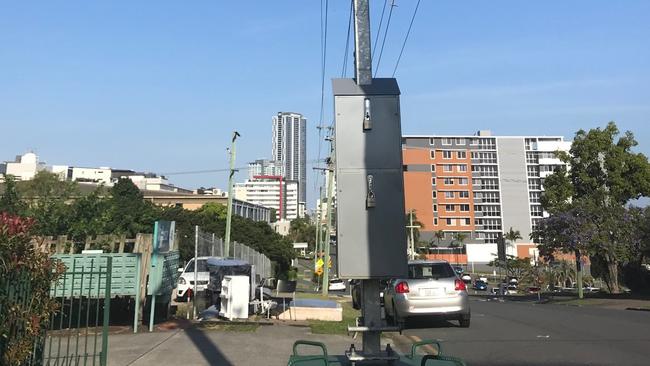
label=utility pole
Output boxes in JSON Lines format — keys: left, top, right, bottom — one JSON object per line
{"left": 406, "top": 210, "right": 420, "bottom": 260}
{"left": 314, "top": 186, "right": 323, "bottom": 269}
{"left": 322, "top": 138, "right": 335, "bottom": 296}
{"left": 224, "top": 131, "right": 240, "bottom": 258}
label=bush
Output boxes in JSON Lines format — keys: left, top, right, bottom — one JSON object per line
{"left": 0, "top": 213, "right": 64, "bottom": 366}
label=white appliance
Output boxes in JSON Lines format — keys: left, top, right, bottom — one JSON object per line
{"left": 219, "top": 275, "right": 250, "bottom": 320}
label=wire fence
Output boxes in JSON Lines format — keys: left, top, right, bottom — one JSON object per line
{"left": 195, "top": 227, "right": 272, "bottom": 279}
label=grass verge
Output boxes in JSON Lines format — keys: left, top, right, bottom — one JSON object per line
{"left": 197, "top": 323, "right": 259, "bottom": 332}
{"left": 308, "top": 298, "right": 359, "bottom": 335}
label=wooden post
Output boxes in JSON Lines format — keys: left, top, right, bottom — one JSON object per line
{"left": 118, "top": 234, "right": 126, "bottom": 253}
{"left": 135, "top": 233, "right": 153, "bottom": 326}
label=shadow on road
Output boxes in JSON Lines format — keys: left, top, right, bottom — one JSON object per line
{"left": 404, "top": 318, "right": 459, "bottom": 330}
{"left": 184, "top": 328, "right": 234, "bottom": 366}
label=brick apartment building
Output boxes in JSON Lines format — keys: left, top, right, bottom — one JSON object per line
{"left": 402, "top": 131, "right": 571, "bottom": 249}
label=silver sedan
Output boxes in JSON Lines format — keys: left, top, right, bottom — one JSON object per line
{"left": 383, "top": 260, "right": 471, "bottom": 328}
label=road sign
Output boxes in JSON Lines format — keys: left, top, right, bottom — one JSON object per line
{"left": 316, "top": 258, "right": 324, "bottom": 269}
{"left": 315, "top": 267, "right": 323, "bottom": 276}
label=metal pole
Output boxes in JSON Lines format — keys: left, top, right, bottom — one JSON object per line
{"left": 211, "top": 233, "right": 215, "bottom": 257}
{"left": 224, "top": 131, "right": 240, "bottom": 258}
{"left": 322, "top": 150, "right": 335, "bottom": 296}
{"left": 314, "top": 186, "right": 322, "bottom": 271}
{"left": 353, "top": 0, "right": 372, "bottom": 85}
{"left": 409, "top": 210, "right": 415, "bottom": 260}
{"left": 194, "top": 225, "right": 198, "bottom": 319}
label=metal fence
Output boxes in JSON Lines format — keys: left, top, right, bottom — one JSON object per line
{"left": 43, "top": 256, "right": 112, "bottom": 366}
{"left": 195, "top": 227, "right": 272, "bottom": 279}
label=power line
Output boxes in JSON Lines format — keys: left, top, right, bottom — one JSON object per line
{"left": 374, "top": 0, "right": 396, "bottom": 77}
{"left": 161, "top": 160, "right": 325, "bottom": 176}
{"left": 392, "top": 0, "right": 421, "bottom": 77}
{"left": 371, "top": 0, "right": 389, "bottom": 63}
{"left": 341, "top": 0, "right": 353, "bottom": 78}
{"left": 316, "top": 0, "right": 330, "bottom": 193}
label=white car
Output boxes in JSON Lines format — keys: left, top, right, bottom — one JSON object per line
{"left": 176, "top": 257, "right": 211, "bottom": 301}
{"left": 328, "top": 279, "right": 347, "bottom": 291}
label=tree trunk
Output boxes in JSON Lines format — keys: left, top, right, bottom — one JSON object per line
{"left": 606, "top": 255, "right": 621, "bottom": 294}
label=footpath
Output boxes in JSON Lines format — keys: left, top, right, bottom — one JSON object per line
{"left": 107, "top": 323, "right": 409, "bottom": 366}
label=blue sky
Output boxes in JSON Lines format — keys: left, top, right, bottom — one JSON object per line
{"left": 1, "top": 1, "right": 649, "bottom": 207}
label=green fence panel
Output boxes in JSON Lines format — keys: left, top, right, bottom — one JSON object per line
{"left": 147, "top": 251, "right": 180, "bottom": 296}
{"left": 52, "top": 254, "right": 141, "bottom": 298}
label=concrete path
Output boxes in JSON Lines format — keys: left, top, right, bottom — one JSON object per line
{"left": 108, "top": 324, "right": 359, "bottom": 366}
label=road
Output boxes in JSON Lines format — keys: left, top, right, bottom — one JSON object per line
{"left": 400, "top": 298, "right": 650, "bottom": 366}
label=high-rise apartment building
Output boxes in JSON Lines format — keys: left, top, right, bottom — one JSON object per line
{"left": 402, "top": 131, "right": 570, "bottom": 245}
{"left": 272, "top": 112, "right": 307, "bottom": 205}
{"left": 248, "top": 159, "right": 283, "bottom": 180}
{"left": 234, "top": 178, "right": 299, "bottom": 221}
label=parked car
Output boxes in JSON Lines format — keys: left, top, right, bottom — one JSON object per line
{"left": 479, "top": 276, "right": 488, "bottom": 284}
{"left": 461, "top": 274, "right": 472, "bottom": 284}
{"left": 351, "top": 279, "right": 387, "bottom": 310}
{"left": 176, "top": 257, "right": 211, "bottom": 301}
{"left": 473, "top": 280, "right": 488, "bottom": 291}
{"left": 328, "top": 278, "right": 346, "bottom": 291}
{"left": 507, "top": 284, "right": 518, "bottom": 295}
{"left": 383, "top": 260, "right": 471, "bottom": 328}
{"left": 526, "top": 286, "right": 541, "bottom": 293}
{"left": 453, "top": 266, "right": 464, "bottom": 275}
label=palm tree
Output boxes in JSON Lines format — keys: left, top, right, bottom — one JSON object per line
{"left": 453, "top": 232, "right": 468, "bottom": 246}
{"left": 434, "top": 230, "right": 445, "bottom": 246}
{"left": 504, "top": 227, "right": 522, "bottom": 256}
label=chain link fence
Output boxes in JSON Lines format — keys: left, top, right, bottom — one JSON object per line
{"left": 195, "top": 227, "right": 272, "bottom": 279}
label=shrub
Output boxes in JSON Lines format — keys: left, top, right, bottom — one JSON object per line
{"left": 0, "top": 213, "right": 64, "bottom": 366}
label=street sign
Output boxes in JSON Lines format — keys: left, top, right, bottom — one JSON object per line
{"left": 316, "top": 258, "right": 324, "bottom": 269}
{"left": 315, "top": 267, "right": 323, "bottom": 276}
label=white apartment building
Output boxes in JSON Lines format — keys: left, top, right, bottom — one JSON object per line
{"left": 272, "top": 112, "right": 307, "bottom": 204}
{"left": 248, "top": 159, "right": 283, "bottom": 179}
{"left": 71, "top": 167, "right": 112, "bottom": 185}
{"left": 0, "top": 152, "right": 47, "bottom": 181}
{"left": 234, "top": 178, "right": 299, "bottom": 220}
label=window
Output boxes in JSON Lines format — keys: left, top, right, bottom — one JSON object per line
{"left": 481, "top": 178, "right": 499, "bottom": 190}
{"left": 458, "top": 164, "right": 467, "bottom": 172}
{"left": 433, "top": 218, "right": 438, "bottom": 225}
{"left": 459, "top": 191, "right": 469, "bottom": 198}
{"left": 460, "top": 204, "right": 470, "bottom": 212}
{"left": 442, "top": 138, "right": 453, "bottom": 145}
{"left": 482, "top": 192, "right": 500, "bottom": 203}
{"left": 408, "top": 263, "right": 456, "bottom": 279}
{"left": 477, "top": 218, "right": 502, "bottom": 231}
{"left": 458, "top": 178, "right": 468, "bottom": 185}
{"left": 531, "top": 205, "right": 543, "bottom": 217}
{"left": 444, "top": 178, "right": 454, "bottom": 185}
{"left": 470, "top": 138, "right": 479, "bottom": 145}
{"left": 527, "top": 165, "right": 540, "bottom": 177}
{"left": 456, "top": 138, "right": 466, "bottom": 145}
{"left": 442, "top": 150, "right": 452, "bottom": 159}
{"left": 430, "top": 150, "right": 436, "bottom": 159}
{"left": 433, "top": 204, "right": 438, "bottom": 212}
{"left": 431, "top": 164, "right": 436, "bottom": 172}
{"left": 528, "top": 178, "right": 541, "bottom": 190}
{"left": 461, "top": 218, "right": 471, "bottom": 226}
{"left": 473, "top": 192, "right": 482, "bottom": 199}
{"left": 526, "top": 152, "right": 539, "bottom": 164}
{"left": 443, "top": 164, "right": 453, "bottom": 172}
{"left": 444, "top": 191, "right": 454, "bottom": 198}
{"left": 482, "top": 205, "right": 501, "bottom": 217}
{"left": 432, "top": 177, "right": 437, "bottom": 186}
{"left": 529, "top": 191, "right": 541, "bottom": 203}
{"left": 445, "top": 204, "right": 455, "bottom": 212}
{"left": 429, "top": 138, "right": 435, "bottom": 145}
{"left": 446, "top": 218, "right": 454, "bottom": 225}
{"left": 432, "top": 191, "right": 437, "bottom": 198}
{"left": 457, "top": 151, "right": 467, "bottom": 159}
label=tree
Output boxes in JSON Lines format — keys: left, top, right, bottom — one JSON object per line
{"left": 405, "top": 210, "right": 424, "bottom": 250}
{"left": 0, "top": 175, "right": 26, "bottom": 215}
{"left": 539, "top": 122, "right": 650, "bottom": 293}
{"left": 489, "top": 255, "right": 531, "bottom": 278}
{"left": 68, "top": 187, "right": 110, "bottom": 242}
{"left": 434, "top": 230, "right": 445, "bottom": 247}
{"left": 288, "top": 217, "right": 316, "bottom": 249}
{"left": 107, "top": 178, "right": 157, "bottom": 236}
{"left": 504, "top": 227, "right": 522, "bottom": 244}
{"left": 19, "top": 171, "right": 77, "bottom": 236}
{"left": 451, "top": 232, "right": 467, "bottom": 247}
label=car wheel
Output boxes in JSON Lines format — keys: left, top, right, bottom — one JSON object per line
{"left": 459, "top": 316, "right": 470, "bottom": 328}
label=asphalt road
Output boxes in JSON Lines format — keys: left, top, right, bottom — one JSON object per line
{"left": 401, "top": 298, "right": 650, "bottom": 366}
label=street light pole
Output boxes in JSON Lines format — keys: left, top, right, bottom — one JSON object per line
{"left": 224, "top": 131, "right": 240, "bottom": 258}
